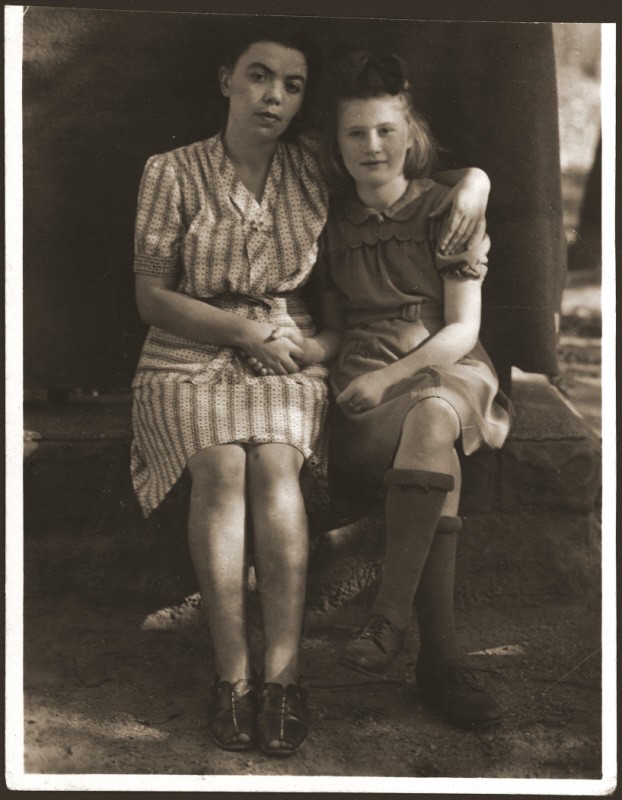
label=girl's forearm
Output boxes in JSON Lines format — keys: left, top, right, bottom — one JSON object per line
{"left": 382, "top": 323, "right": 479, "bottom": 385}
{"left": 302, "top": 329, "right": 342, "bottom": 364}
{"left": 139, "top": 285, "right": 267, "bottom": 349}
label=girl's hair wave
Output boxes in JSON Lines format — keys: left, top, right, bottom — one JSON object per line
{"left": 320, "top": 46, "right": 438, "bottom": 193}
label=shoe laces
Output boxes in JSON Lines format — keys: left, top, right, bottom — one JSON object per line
{"left": 439, "top": 664, "right": 486, "bottom": 694}
{"left": 360, "top": 614, "right": 398, "bottom": 649}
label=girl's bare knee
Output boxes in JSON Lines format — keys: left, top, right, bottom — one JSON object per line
{"left": 401, "top": 398, "right": 460, "bottom": 453}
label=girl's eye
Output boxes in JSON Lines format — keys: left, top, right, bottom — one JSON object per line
{"left": 379, "top": 127, "right": 394, "bottom": 136}
{"left": 349, "top": 130, "right": 364, "bottom": 138}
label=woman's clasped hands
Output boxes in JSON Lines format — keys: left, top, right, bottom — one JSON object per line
{"left": 243, "top": 324, "right": 312, "bottom": 376}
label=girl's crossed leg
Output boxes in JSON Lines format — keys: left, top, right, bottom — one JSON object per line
{"left": 341, "top": 397, "right": 501, "bottom": 728}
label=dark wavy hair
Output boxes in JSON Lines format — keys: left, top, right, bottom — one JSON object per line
{"left": 320, "top": 46, "right": 438, "bottom": 193}
{"left": 219, "top": 18, "right": 321, "bottom": 141}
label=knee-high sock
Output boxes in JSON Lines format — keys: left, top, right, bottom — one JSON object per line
{"left": 372, "top": 469, "right": 453, "bottom": 631}
{"left": 415, "top": 515, "right": 461, "bottom": 668}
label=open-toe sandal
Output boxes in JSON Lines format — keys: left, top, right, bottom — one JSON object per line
{"left": 258, "top": 682, "right": 310, "bottom": 757}
{"left": 207, "top": 676, "right": 258, "bottom": 751}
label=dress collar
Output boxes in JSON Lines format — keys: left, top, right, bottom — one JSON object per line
{"left": 342, "top": 178, "right": 435, "bottom": 225}
{"left": 212, "top": 133, "right": 284, "bottom": 216}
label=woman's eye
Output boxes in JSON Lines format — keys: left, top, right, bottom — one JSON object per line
{"left": 250, "top": 72, "right": 266, "bottom": 82}
{"left": 286, "top": 83, "right": 301, "bottom": 94}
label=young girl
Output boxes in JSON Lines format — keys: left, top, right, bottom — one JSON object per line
{"left": 131, "top": 21, "right": 494, "bottom": 756}
{"left": 313, "top": 50, "right": 512, "bottom": 729}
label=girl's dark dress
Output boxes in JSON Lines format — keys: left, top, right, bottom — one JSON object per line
{"left": 317, "top": 179, "right": 512, "bottom": 488}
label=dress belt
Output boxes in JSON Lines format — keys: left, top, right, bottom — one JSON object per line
{"left": 201, "top": 291, "right": 299, "bottom": 312}
{"left": 346, "top": 302, "right": 443, "bottom": 326}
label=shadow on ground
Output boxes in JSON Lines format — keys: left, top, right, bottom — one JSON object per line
{"left": 24, "top": 585, "right": 601, "bottom": 778}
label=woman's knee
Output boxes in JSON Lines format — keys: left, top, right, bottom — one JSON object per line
{"left": 247, "top": 444, "right": 304, "bottom": 492}
{"left": 187, "top": 444, "right": 246, "bottom": 494}
{"left": 401, "top": 398, "right": 460, "bottom": 453}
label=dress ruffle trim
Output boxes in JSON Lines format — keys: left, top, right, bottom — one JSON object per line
{"left": 324, "top": 213, "right": 430, "bottom": 251}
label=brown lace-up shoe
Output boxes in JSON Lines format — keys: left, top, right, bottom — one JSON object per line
{"left": 340, "top": 614, "right": 405, "bottom": 677}
{"left": 416, "top": 661, "right": 502, "bottom": 728}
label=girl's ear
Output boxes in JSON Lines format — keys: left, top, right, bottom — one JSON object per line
{"left": 219, "top": 66, "right": 232, "bottom": 97}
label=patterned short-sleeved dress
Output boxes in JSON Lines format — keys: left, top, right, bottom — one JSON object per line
{"left": 131, "top": 133, "right": 329, "bottom": 517}
{"left": 319, "top": 179, "right": 512, "bottom": 490}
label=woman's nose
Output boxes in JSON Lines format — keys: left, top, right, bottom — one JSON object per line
{"left": 263, "top": 80, "right": 283, "bottom": 105}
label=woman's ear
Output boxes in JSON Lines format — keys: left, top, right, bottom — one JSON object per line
{"left": 218, "top": 66, "right": 231, "bottom": 97}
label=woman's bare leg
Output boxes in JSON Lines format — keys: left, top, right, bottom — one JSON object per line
{"left": 187, "top": 444, "right": 251, "bottom": 683}
{"left": 247, "top": 443, "right": 308, "bottom": 685}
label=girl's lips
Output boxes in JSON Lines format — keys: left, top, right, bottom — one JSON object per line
{"left": 257, "top": 112, "right": 281, "bottom": 121}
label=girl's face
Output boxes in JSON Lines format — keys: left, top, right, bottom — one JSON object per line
{"left": 219, "top": 41, "right": 308, "bottom": 142}
{"left": 337, "top": 96, "right": 414, "bottom": 192}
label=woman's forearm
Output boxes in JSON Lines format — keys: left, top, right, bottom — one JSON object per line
{"left": 431, "top": 167, "right": 490, "bottom": 194}
{"left": 138, "top": 284, "right": 268, "bottom": 348}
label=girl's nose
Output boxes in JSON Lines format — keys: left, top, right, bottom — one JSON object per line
{"left": 365, "top": 131, "right": 381, "bottom": 152}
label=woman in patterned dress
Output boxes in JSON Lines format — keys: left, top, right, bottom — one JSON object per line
{"left": 131, "top": 22, "right": 492, "bottom": 756}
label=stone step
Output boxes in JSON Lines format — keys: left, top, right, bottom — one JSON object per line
{"left": 23, "top": 372, "right": 601, "bottom": 612}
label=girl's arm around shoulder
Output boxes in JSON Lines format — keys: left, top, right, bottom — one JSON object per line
{"left": 428, "top": 167, "right": 490, "bottom": 255}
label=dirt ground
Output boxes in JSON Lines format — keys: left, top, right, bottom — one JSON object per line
{"left": 24, "top": 587, "right": 602, "bottom": 780}
{"left": 19, "top": 272, "right": 604, "bottom": 785}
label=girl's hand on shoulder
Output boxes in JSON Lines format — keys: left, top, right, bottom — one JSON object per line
{"left": 429, "top": 168, "right": 490, "bottom": 255}
{"left": 336, "top": 370, "right": 390, "bottom": 413}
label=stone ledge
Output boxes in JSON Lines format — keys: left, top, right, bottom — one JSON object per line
{"left": 23, "top": 373, "right": 601, "bottom": 606}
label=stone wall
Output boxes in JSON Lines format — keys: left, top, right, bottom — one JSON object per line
{"left": 23, "top": 9, "right": 565, "bottom": 389}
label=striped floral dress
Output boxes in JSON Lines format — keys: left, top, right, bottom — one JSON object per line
{"left": 131, "top": 133, "right": 329, "bottom": 516}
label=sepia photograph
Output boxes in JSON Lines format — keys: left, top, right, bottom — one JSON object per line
{"left": 6, "top": 1, "right": 615, "bottom": 793}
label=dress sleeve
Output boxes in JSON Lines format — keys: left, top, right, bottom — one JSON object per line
{"left": 133, "top": 153, "right": 184, "bottom": 278}
{"left": 434, "top": 234, "right": 490, "bottom": 282}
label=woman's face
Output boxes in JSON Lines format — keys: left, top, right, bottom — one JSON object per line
{"left": 220, "top": 41, "right": 308, "bottom": 142}
{"left": 337, "top": 95, "right": 413, "bottom": 191}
